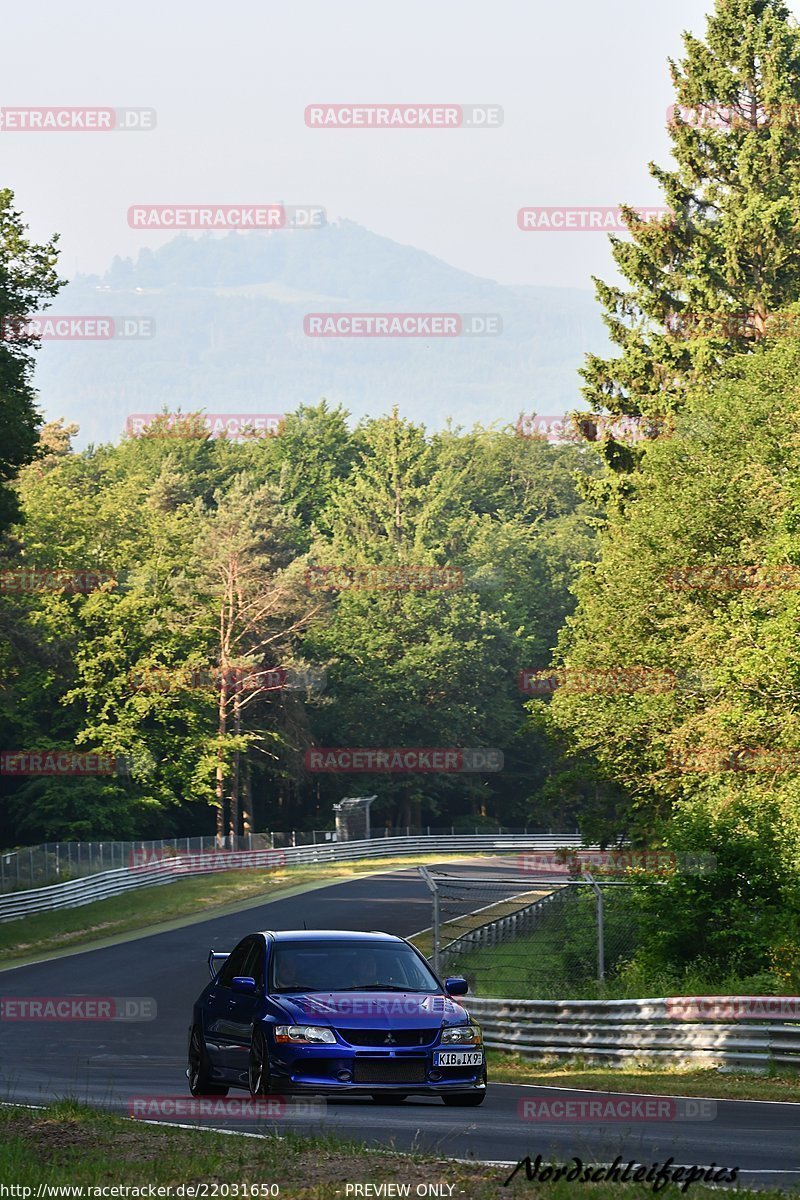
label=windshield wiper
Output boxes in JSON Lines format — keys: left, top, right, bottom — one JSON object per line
{"left": 333, "top": 985, "right": 433, "bottom": 992}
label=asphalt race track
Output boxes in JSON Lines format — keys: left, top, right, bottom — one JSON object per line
{"left": 1, "top": 862, "right": 798, "bottom": 1191}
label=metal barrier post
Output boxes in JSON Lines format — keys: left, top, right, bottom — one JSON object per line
{"left": 582, "top": 871, "right": 605, "bottom": 983}
{"left": 418, "top": 867, "right": 441, "bottom": 976}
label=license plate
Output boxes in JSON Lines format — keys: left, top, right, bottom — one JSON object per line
{"left": 433, "top": 1050, "right": 484, "bottom": 1067}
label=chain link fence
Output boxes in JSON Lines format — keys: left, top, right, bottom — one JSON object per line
{"left": 0, "top": 826, "right": 572, "bottom": 893}
{"left": 0, "top": 834, "right": 272, "bottom": 893}
{"left": 419, "top": 871, "right": 640, "bottom": 1000}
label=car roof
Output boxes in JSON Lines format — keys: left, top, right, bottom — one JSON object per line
{"left": 257, "top": 930, "right": 405, "bottom": 944}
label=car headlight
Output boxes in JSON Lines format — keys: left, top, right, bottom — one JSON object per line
{"left": 440, "top": 1024, "right": 481, "bottom": 1044}
{"left": 273, "top": 1024, "right": 337, "bottom": 1044}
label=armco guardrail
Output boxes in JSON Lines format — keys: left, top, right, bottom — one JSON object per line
{"left": 441, "top": 888, "right": 566, "bottom": 961}
{"left": 0, "top": 834, "right": 583, "bottom": 923}
{"left": 0, "top": 828, "right": 575, "bottom": 893}
{"left": 468, "top": 995, "right": 800, "bottom": 1069}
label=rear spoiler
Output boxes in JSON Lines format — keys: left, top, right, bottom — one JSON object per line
{"left": 208, "top": 950, "right": 230, "bottom": 979}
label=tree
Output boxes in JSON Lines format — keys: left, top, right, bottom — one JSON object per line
{"left": 302, "top": 413, "right": 591, "bottom": 831}
{"left": 262, "top": 400, "right": 358, "bottom": 535}
{"left": 194, "top": 475, "right": 321, "bottom": 842}
{"left": 581, "top": 0, "right": 800, "bottom": 442}
{"left": 0, "top": 190, "right": 63, "bottom": 532}
{"left": 548, "top": 334, "right": 800, "bottom": 886}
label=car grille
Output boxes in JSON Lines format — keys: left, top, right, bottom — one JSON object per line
{"left": 336, "top": 1027, "right": 435, "bottom": 1047}
{"left": 352, "top": 1058, "right": 427, "bottom": 1084}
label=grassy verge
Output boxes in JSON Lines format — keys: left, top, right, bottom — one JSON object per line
{"left": 0, "top": 1101, "right": 784, "bottom": 1199}
{"left": 410, "top": 889, "right": 549, "bottom": 958}
{"left": 488, "top": 1051, "right": 800, "bottom": 1102}
{"left": 451, "top": 890, "right": 644, "bottom": 1001}
{"left": 0, "top": 855, "right": 468, "bottom": 967}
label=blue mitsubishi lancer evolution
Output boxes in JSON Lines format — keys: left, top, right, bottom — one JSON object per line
{"left": 187, "top": 929, "right": 486, "bottom": 1105}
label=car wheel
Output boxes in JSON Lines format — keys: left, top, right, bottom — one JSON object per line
{"left": 248, "top": 1029, "right": 272, "bottom": 1097}
{"left": 188, "top": 1025, "right": 229, "bottom": 1097}
{"left": 370, "top": 1093, "right": 408, "bottom": 1104}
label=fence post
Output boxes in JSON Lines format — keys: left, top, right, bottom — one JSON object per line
{"left": 582, "top": 872, "right": 605, "bottom": 983}
{"left": 418, "top": 867, "right": 441, "bottom": 976}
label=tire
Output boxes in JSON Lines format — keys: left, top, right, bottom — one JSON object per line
{"left": 248, "top": 1029, "right": 272, "bottom": 1097}
{"left": 188, "top": 1025, "right": 229, "bottom": 1097}
{"left": 370, "top": 1093, "right": 408, "bottom": 1104}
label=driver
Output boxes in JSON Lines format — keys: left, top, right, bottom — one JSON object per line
{"left": 358, "top": 952, "right": 383, "bottom": 987}
{"left": 275, "top": 954, "right": 301, "bottom": 990}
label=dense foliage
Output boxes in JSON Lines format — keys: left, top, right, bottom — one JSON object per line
{"left": 0, "top": 405, "right": 601, "bottom": 845}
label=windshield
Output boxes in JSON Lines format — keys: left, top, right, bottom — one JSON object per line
{"left": 269, "top": 940, "right": 441, "bottom": 994}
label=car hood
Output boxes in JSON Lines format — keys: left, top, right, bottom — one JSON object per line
{"left": 271, "top": 990, "right": 470, "bottom": 1028}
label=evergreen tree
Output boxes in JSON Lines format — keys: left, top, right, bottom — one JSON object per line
{"left": 0, "top": 191, "right": 63, "bottom": 532}
{"left": 582, "top": 0, "right": 800, "bottom": 444}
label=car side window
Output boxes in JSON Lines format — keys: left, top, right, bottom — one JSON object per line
{"left": 241, "top": 938, "right": 265, "bottom": 991}
{"left": 216, "top": 939, "right": 253, "bottom": 989}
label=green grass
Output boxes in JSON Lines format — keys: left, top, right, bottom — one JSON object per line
{"left": 488, "top": 1051, "right": 800, "bottom": 1102}
{"left": 410, "top": 889, "right": 548, "bottom": 958}
{"left": 0, "top": 854, "right": 470, "bottom": 967}
{"left": 0, "top": 1101, "right": 787, "bottom": 1199}
{"left": 452, "top": 888, "right": 791, "bottom": 1001}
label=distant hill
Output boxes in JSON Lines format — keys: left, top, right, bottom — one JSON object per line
{"left": 31, "top": 221, "right": 611, "bottom": 445}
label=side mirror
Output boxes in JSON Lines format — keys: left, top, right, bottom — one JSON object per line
{"left": 445, "top": 976, "right": 468, "bottom": 996}
{"left": 231, "top": 976, "right": 257, "bottom": 994}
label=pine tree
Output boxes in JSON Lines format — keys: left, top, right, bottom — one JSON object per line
{"left": 0, "top": 191, "right": 63, "bottom": 532}
{"left": 582, "top": 0, "right": 800, "bottom": 437}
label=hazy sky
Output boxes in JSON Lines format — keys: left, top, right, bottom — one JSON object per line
{"left": 3, "top": 0, "right": 798, "bottom": 291}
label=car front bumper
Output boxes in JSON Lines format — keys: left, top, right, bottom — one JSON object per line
{"left": 268, "top": 1043, "right": 486, "bottom": 1095}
